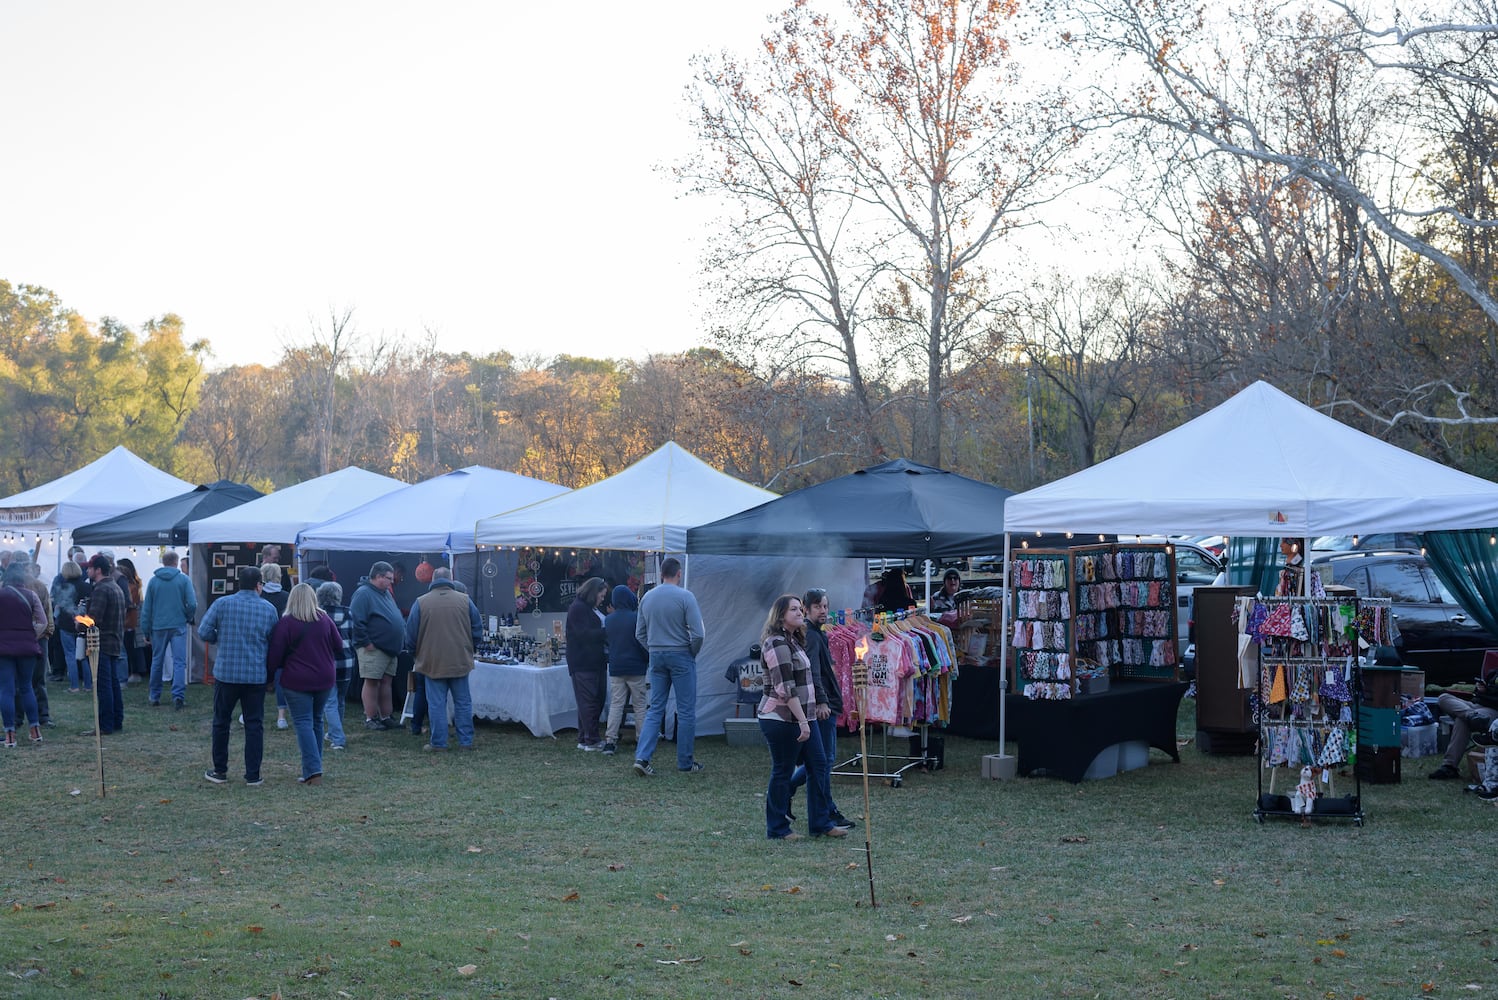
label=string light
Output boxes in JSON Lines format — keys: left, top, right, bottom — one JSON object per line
{"left": 1352, "top": 534, "right": 1359, "bottom": 547}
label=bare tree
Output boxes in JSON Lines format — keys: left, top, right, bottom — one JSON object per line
{"left": 685, "top": 0, "right": 1086, "bottom": 466}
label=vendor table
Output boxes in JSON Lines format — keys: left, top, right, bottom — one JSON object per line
{"left": 469, "top": 660, "right": 577, "bottom": 738}
{"left": 1012, "top": 681, "right": 1189, "bottom": 783}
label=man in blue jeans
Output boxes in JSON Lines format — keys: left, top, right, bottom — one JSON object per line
{"left": 632, "top": 557, "right": 707, "bottom": 776}
{"left": 140, "top": 550, "right": 197, "bottom": 710}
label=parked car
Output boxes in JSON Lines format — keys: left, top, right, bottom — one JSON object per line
{"left": 1311, "top": 533, "right": 1423, "bottom": 555}
{"left": 1314, "top": 550, "right": 1495, "bottom": 686}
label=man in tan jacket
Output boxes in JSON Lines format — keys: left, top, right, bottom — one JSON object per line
{"left": 403, "top": 570, "right": 482, "bottom": 751}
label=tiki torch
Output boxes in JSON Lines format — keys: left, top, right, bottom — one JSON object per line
{"left": 853, "top": 635, "right": 877, "bottom": 908}
{"left": 75, "top": 615, "right": 105, "bottom": 798}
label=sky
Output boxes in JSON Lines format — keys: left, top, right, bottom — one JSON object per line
{"left": 0, "top": 1, "right": 790, "bottom": 369}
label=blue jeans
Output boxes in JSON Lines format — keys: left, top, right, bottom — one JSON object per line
{"left": 282, "top": 686, "right": 330, "bottom": 780}
{"left": 94, "top": 653, "right": 124, "bottom": 733}
{"left": 634, "top": 649, "right": 697, "bottom": 769}
{"left": 789, "top": 715, "right": 843, "bottom": 819}
{"left": 64, "top": 632, "right": 91, "bottom": 690}
{"left": 323, "top": 672, "right": 349, "bottom": 748}
{"left": 149, "top": 626, "right": 188, "bottom": 703}
{"left": 211, "top": 681, "right": 266, "bottom": 782}
{"left": 760, "top": 718, "right": 832, "bottom": 837}
{"left": 0, "top": 655, "right": 39, "bottom": 731}
{"left": 423, "top": 675, "right": 473, "bottom": 749}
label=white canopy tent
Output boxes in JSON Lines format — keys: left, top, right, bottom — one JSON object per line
{"left": 189, "top": 466, "right": 407, "bottom": 545}
{"left": 475, "top": 442, "right": 867, "bottom": 735}
{"left": 1003, "top": 380, "right": 1498, "bottom": 537}
{"left": 0, "top": 445, "right": 194, "bottom": 575}
{"left": 994, "top": 379, "right": 1498, "bottom": 772}
{"left": 298, "top": 466, "right": 568, "bottom": 553}
{"left": 474, "top": 442, "right": 776, "bottom": 552}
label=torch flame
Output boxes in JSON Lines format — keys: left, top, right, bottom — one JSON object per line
{"left": 74, "top": 615, "right": 95, "bottom": 628}
{"left": 854, "top": 635, "right": 868, "bottom": 661}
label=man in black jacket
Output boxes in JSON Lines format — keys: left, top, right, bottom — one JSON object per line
{"left": 787, "top": 587, "right": 855, "bottom": 829}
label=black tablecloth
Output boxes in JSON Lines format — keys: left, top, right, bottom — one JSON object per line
{"left": 947, "top": 668, "right": 1188, "bottom": 783}
{"left": 1012, "top": 681, "right": 1188, "bottom": 783}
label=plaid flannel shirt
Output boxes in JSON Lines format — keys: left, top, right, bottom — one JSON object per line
{"left": 198, "top": 589, "right": 278, "bottom": 685}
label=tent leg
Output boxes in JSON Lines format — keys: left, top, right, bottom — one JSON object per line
{"left": 985, "top": 532, "right": 1017, "bottom": 782}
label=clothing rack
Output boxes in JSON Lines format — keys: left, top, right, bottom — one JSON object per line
{"left": 826, "top": 608, "right": 952, "bottom": 786}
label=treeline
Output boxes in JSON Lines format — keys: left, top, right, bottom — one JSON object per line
{"left": 3, "top": 271, "right": 1496, "bottom": 502}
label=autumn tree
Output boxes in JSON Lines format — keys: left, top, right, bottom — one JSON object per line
{"left": 685, "top": 0, "right": 1085, "bottom": 467}
{"left": 1069, "top": 0, "right": 1498, "bottom": 428}
{"left": 0, "top": 281, "right": 207, "bottom": 493}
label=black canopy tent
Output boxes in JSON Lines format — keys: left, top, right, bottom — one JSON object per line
{"left": 72, "top": 480, "right": 264, "bottom": 546}
{"left": 686, "top": 459, "right": 1016, "bottom": 561}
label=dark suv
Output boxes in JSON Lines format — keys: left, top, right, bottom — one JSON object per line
{"left": 1316, "top": 551, "right": 1495, "bottom": 686}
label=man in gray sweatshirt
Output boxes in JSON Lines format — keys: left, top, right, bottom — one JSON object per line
{"left": 632, "top": 557, "right": 707, "bottom": 776}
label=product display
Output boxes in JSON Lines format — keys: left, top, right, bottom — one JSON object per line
{"left": 1244, "top": 594, "right": 1394, "bottom": 825}
{"left": 1009, "top": 543, "right": 1180, "bottom": 699}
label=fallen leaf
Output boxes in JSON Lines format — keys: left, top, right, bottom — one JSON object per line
{"left": 32, "top": 902, "right": 56, "bottom": 910}
{"left": 607, "top": 863, "right": 625, "bottom": 871}
{"left": 389, "top": 940, "right": 401, "bottom": 948}
{"left": 457, "top": 964, "right": 477, "bottom": 976}
{"left": 466, "top": 846, "right": 482, "bottom": 853}
{"left": 738, "top": 948, "right": 752, "bottom": 956}
{"left": 656, "top": 893, "right": 668, "bottom": 900}
{"left": 1212, "top": 879, "right": 1225, "bottom": 886}
{"left": 784, "top": 886, "right": 801, "bottom": 894}
{"left": 1331, "top": 949, "right": 1347, "bottom": 958}
{"left": 1059, "top": 834, "right": 1088, "bottom": 844}
{"left": 655, "top": 957, "right": 704, "bottom": 965}
{"left": 247, "top": 926, "right": 264, "bottom": 934}
{"left": 562, "top": 891, "right": 579, "bottom": 902}
{"left": 70, "top": 789, "right": 81, "bottom": 797}
{"left": 159, "top": 799, "right": 172, "bottom": 804}
{"left": 788, "top": 978, "right": 803, "bottom": 985}
{"left": 951, "top": 915, "right": 972, "bottom": 924}
{"left": 884, "top": 934, "right": 899, "bottom": 942}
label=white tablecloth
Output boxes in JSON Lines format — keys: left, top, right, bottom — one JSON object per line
{"left": 469, "top": 660, "right": 577, "bottom": 738}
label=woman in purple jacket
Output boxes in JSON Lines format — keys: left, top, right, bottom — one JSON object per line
{"left": 267, "top": 583, "right": 343, "bottom": 785}
{"left": 0, "top": 564, "right": 47, "bottom": 747}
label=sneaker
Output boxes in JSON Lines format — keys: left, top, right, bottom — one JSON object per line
{"left": 297, "top": 774, "right": 323, "bottom": 785}
{"left": 1479, "top": 785, "right": 1498, "bottom": 800}
{"left": 774, "top": 832, "right": 802, "bottom": 842}
{"left": 633, "top": 759, "right": 654, "bottom": 777}
{"left": 1473, "top": 731, "right": 1498, "bottom": 748}
{"left": 830, "top": 814, "right": 857, "bottom": 830}
{"left": 42, "top": 720, "right": 55, "bottom": 729}
{"left": 601, "top": 742, "right": 617, "bottom": 756}
{"left": 276, "top": 717, "right": 289, "bottom": 730}
{"left": 363, "top": 717, "right": 383, "bottom": 730}
{"left": 148, "top": 700, "right": 161, "bottom": 707}
{"left": 678, "top": 761, "right": 705, "bottom": 773}
{"left": 1429, "top": 764, "right": 1462, "bottom": 780}
{"left": 454, "top": 744, "right": 475, "bottom": 752}
{"left": 816, "top": 825, "right": 850, "bottom": 838}
{"left": 29, "top": 725, "right": 42, "bottom": 743}
{"left": 328, "top": 743, "right": 346, "bottom": 751}
{"left": 379, "top": 716, "right": 400, "bottom": 731}
{"left": 577, "top": 741, "right": 603, "bottom": 752}
{"left": 244, "top": 776, "right": 264, "bottom": 786}
{"left": 174, "top": 699, "right": 185, "bottom": 711}
{"left": 423, "top": 743, "right": 448, "bottom": 752}
{"left": 203, "top": 770, "right": 228, "bottom": 784}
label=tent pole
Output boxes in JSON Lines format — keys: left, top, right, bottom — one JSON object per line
{"left": 987, "top": 532, "right": 1015, "bottom": 780}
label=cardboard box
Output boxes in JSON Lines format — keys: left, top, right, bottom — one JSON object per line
{"left": 722, "top": 717, "right": 764, "bottom": 748}
{"left": 981, "top": 753, "right": 1017, "bottom": 780}
{"left": 1400, "top": 669, "right": 1426, "bottom": 698}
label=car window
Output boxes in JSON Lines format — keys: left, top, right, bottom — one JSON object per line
{"left": 1175, "top": 549, "right": 1218, "bottom": 584}
{"left": 1423, "top": 568, "right": 1460, "bottom": 606}
{"left": 1365, "top": 561, "right": 1434, "bottom": 602}
{"left": 1338, "top": 566, "right": 1369, "bottom": 596}
{"left": 1315, "top": 535, "right": 1355, "bottom": 551}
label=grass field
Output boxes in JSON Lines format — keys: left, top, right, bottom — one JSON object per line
{"left": 1, "top": 680, "right": 1494, "bottom": 999}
